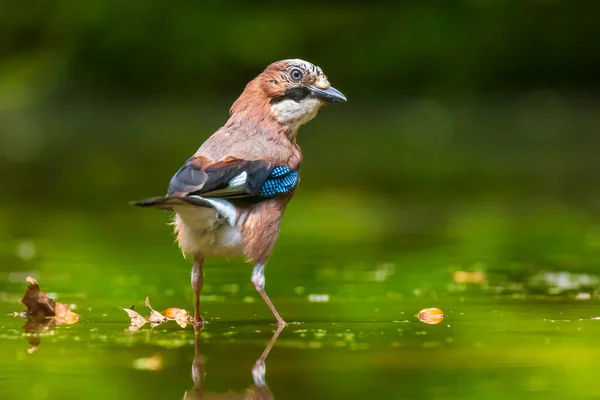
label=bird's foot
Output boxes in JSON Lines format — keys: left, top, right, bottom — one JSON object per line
{"left": 193, "top": 315, "right": 205, "bottom": 327}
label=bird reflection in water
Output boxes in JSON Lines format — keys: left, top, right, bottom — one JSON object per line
{"left": 184, "top": 325, "right": 283, "bottom": 400}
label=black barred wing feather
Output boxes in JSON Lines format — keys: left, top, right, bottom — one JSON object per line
{"left": 167, "top": 156, "right": 299, "bottom": 199}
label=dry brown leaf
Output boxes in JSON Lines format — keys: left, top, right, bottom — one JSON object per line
{"left": 174, "top": 310, "right": 191, "bottom": 328}
{"left": 54, "top": 302, "right": 80, "bottom": 325}
{"left": 163, "top": 308, "right": 185, "bottom": 319}
{"left": 122, "top": 306, "right": 147, "bottom": 332}
{"left": 144, "top": 296, "right": 167, "bottom": 324}
{"left": 16, "top": 277, "right": 80, "bottom": 353}
{"left": 453, "top": 271, "right": 486, "bottom": 284}
{"left": 20, "top": 276, "right": 80, "bottom": 324}
{"left": 417, "top": 307, "right": 445, "bottom": 325}
{"left": 163, "top": 308, "right": 192, "bottom": 328}
{"left": 123, "top": 297, "right": 192, "bottom": 330}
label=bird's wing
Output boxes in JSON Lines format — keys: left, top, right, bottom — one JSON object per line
{"left": 168, "top": 156, "right": 299, "bottom": 199}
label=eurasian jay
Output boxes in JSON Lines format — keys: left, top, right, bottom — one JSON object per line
{"left": 132, "top": 59, "right": 346, "bottom": 326}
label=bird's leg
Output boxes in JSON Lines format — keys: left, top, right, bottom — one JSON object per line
{"left": 192, "top": 255, "right": 204, "bottom": 326}
{"left": 251, "top": 264, "right": 285, "bottom": 326}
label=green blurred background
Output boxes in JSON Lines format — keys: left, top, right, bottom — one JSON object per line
{"left": 2, "top": 2, "right": 600, "bottom": 399}
{"left": 2, "top": 0, "right": 600, "bottom": 281}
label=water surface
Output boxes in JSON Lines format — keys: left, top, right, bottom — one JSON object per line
{"left": 2, "top": 202, "right": 600, "bottom": 400}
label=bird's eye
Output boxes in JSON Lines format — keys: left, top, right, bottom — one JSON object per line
{"left": 289, "top": 68, "right": 303, "bottom": 82}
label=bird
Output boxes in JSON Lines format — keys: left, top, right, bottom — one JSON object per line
{"left": 131, "top": 59, "right": 346, "bottom": 326}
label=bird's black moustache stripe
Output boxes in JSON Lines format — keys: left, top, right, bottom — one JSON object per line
{"left": 278, "top": 87, "right": 310, "bottom": 103}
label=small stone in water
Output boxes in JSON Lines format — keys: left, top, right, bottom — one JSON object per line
{"left": 308, "top": 294, "right": 330, "bottom": 303}
{"left": 576, "top": 292, "right": 591, "bottom": 300}
{"left": 418, "top": 308, "right": 444, "bottom": 325}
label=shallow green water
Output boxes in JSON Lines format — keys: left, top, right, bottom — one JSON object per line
{"left": 2, "top": 98, "right": 600, "bottom": 399}
{"left": 3, "top": 297, "right": 600, "bottom": 400}
{"left": 2, "top": 196, "right": 600, "bottom": 400}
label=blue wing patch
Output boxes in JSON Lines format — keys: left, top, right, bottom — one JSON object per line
{"left": 259, "top": 166, "right": 299, "bottom": 197}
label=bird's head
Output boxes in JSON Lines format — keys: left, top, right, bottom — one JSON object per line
{"left": 230, "top": 59, "right": 346, "bottom": 136}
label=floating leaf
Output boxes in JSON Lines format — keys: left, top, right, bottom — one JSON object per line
{"left": 20, "top": 276, "right": 80, "bottom": 324}
{"left": 417, "top": 307, "right": 445, "bottom": 325}
{"left": 144, "top": 297, "right": 167, "bottom": 324}
{"left": 163, "top": 308, "right": 185, "bottom": 319}
{"left": 15, "top": 276, "right": 81, "bottom": 352}
{"left": 453, "top": 271, "right": 486, "bottom": 284}
{"left": 122, "top": 297, "right": 192, "bottom": 330}
{"left": 163, "top": 308, "right": 192, "bottom": 328}
{"left": 175, "top": 310, "right": 191, "bottom": 328}
{"left": 122, "top": 306, "right": 147, "bottom": 332}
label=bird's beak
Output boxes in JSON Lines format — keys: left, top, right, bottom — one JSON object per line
{"left": 307, "top": 85, "right": 347, "bottom": 103}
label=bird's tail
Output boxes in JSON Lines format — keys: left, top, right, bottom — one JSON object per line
{"left": 129, "top": 196, "right": 215, "bottom": 211}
